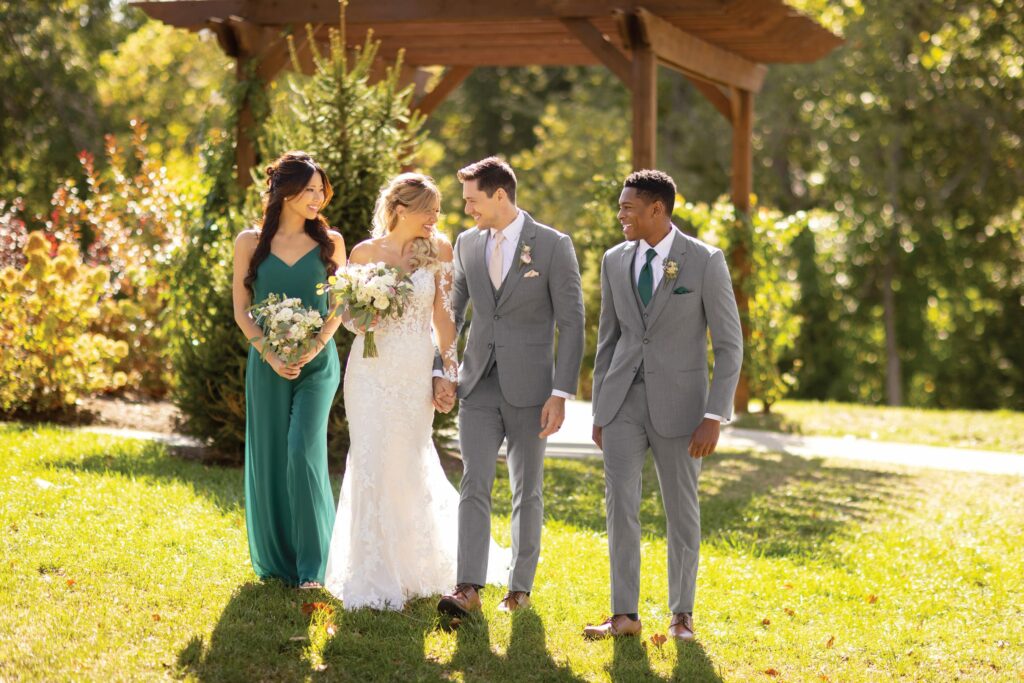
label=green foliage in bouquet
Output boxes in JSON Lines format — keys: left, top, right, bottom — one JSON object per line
{"left": 0, "top": 233, "right": 128, "bottom": 415}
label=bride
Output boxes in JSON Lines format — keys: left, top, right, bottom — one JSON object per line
{"left": 324, "top": 173, "right": 507, "bottom": 610}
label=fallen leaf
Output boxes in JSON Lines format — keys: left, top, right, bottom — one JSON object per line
{"left": 866, "top": 594, "right": 878, "bottom": 604}
{"left": 783, "top": 583, "right": 794, "bottom": 589}
{"left": 152, "top": 614, "right": 161, "bottom": 622}
{"left": 783, "top": 608, "right": 795, "bottom": 617}
{"left": 650, "top": 633, "right": 667, "bottom": 650}
{"left": 826, "top": 635, "right": 835, "bottom": 648}
{"left": 819, "top": 675, "right": 830, "bottom": 681}
{"left": 66, "top": 579, "right": 76, "bottom": 588}
{"left": 313, "top": 663, "right": 327, "bottom": 672}
{"left": 288, "top": 635, "right": 308, "bottom": 642}
{"left": 762, "top": 618, "right": 771, "bottom": 626}
{"left": 301, "top": 602, "right": 335, "bottom": 615}
{"left": 764, "top": 668, "right": 780, "bottom": 677}
{"left": 34, "top": 477, "right": 56, "bottom": 490}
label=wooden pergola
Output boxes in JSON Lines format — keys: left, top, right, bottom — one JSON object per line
{"left": 134, "top": 0, "right": 842, "bottom": 409}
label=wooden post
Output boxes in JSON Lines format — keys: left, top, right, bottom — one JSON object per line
{"left": 730, "top": 87, "right": 754, "bottom": 412}
{"left": 632, "top": 42, "right": 657, "bottom": 170}
{"left": 235, "top": 57, "right": 260, "bottom": 189}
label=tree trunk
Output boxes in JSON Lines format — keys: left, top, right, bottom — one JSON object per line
{"left": 881, "top": 256, "right": 902, "bottom": 406}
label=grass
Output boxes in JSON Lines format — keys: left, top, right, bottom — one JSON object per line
{"left": 1, "top": 423, "right": 1023, "bottom": 681}
{"left": 733, "top": 399, "right": 1024, "bottom": 453}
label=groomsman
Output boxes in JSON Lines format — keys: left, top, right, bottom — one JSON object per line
{"left": 436, "top": 157, "right": 585, "bottom": 616}
{"left": 585, "top": 170, "right": 742, "bottom": 641}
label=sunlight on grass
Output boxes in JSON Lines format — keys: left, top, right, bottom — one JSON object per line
{"left": 734, "top": 400, "right": 1024, "bottom": 453}
{"left": 1, "top": 424, "right": 1022, "bottom": 681}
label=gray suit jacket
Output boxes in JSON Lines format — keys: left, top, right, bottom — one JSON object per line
{"left": 445, "top": 211, "right": 585, "bottom": 407}
{"left": 591, "top": 226, "right": 743, "bottom": 438}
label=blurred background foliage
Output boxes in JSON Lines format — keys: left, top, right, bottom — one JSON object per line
{"left": 1, "top": 1, "right": 1021, "bottom": 447}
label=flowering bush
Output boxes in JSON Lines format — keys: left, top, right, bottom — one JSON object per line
{"left": 44, "top": 120, "right": 193, "bottom": 396}
{"left": 0, "top": 232, "right": 128, "bottom": 415}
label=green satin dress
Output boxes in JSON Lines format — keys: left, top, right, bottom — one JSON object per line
{"left": 245, "top": 246, "right": 339, "bottom": 586}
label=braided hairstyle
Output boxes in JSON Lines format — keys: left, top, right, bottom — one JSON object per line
{"left": 244, "top": 151, "right": 337, "bottom": 293}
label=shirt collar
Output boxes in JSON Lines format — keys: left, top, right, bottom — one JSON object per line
{"left": 638, "top": 228, "right": 675, "bottom": 261}
{"left": 490, "top": 210, "right": 524, "bottom": 244}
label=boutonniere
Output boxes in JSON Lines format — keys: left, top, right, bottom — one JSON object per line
{"left": 663, "top": 258, "right": 679, "bottom": 281}
{"left": 519, "top": 244, "right": 533, "bottom": 268}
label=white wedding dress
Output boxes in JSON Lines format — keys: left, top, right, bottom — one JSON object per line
{"left": 324, "top": 263, "right": 508, "bottom": 610}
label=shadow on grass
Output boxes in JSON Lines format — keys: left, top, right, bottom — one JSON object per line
{"left": 177, "top": 582, "right": 446, "bottom": 681}
{"left": 448, "top": 609, "right": 584, "bottom": 682}
{"left": 495, "top": 449, "right": 909, "bottom": 561}
{"left": 51, "top": 434, "right": 246, "bottom": 514}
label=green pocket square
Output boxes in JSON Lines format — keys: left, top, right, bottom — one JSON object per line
{"left": 673, "top": 286, "right": 692, "bottom": 294}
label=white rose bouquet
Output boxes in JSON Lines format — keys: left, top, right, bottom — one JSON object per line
{"left": 247, "top": 293, "right": 325, "bottom": 365}
{"left": 317, "top": 263, "right": 414, "bottom": 358}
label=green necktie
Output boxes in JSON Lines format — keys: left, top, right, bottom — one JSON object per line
{"left": 638, "top": 248, "right": 657, "bottom": 307}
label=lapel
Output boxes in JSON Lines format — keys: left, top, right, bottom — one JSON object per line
{"left": 618, "top": 240, "right": 645, "bottom": 330}
{"left": 470, "top": 228, "right": 495, "bottom": 312}
{"left": 495, "top": 212, "right": 538, "bottom": 309}
{"left": 644, "top": 226, "right": 688, "bottom": 331}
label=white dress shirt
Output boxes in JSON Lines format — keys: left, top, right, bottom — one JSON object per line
{"left": 436, "top": 210, "right": 572, "bottom": 400}
{"left": 634, "top": 229, "right": 724, "bottom": 424}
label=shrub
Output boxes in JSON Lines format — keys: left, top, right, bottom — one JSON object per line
{"left": 0, "top": 232, "right": 128, "bottom": 415}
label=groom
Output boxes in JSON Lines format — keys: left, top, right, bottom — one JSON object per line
{"left": 584, "top": 170, "right": 742, "bottom": 641}
{"left": 435, "top": 156, "right": 585, "bottom": 616}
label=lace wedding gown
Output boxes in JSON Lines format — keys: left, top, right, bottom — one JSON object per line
{"left": 324, "top": 263, "right": 508, "bottom": 610}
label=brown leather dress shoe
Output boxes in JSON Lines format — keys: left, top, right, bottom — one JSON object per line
{"left": 497, "top": 591, "right": 531, "bottom": 612}
{"left": 582, "top": 614, "right": 642, "bottom": 639}
{"left": 668, "top": 613, "right": 695, "bottom": 641}
{"left": 437, "top": 584, "right": 482, "bottom": 617}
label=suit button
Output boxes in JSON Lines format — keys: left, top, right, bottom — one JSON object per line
{"left": 643, "top": 338, "right": 650, "bottom": 344}
{"left": 643, "top": 313, "right": 649, "bottom": 318}
{"left": 493, "top": 314, "right": 500, "bottom": 320}
{"left": 488, "top": 343, "right": 493, "bottom": 349}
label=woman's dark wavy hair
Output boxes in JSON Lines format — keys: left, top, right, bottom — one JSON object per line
{"left": 244, "top": 151, "right": 337, "bottom": 293}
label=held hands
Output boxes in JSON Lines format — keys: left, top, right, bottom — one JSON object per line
{"left": 432, "top": 377, "right": 457, "bottom": 414}
{"left": 296, "top": 337, "right": 327, "bottom": 368}
{"left": 538, "top": 396, "right": 566, "bottom": 438}
{"left": 268, "top": 352, "right": 301, "bottom": 380}
{"left": 688, "top": 418, "right": 721, "bottom": 458}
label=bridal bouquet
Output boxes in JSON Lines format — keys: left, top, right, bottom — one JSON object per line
{"left": 248, "top": 293, "right": 324, "bottom": 365}
{"left": 317, "top": 263, "right": 414, "bottom": 358}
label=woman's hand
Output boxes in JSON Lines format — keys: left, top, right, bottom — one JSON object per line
{"left": 296, "top": 338, "right": 326, "bottom": 367}
{"left": 268, "top": 352, "right": 301, "bottom": 380}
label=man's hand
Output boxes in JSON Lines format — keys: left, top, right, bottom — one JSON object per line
{"left": 432, "top": 377, "right": 456, "bottom": 413}
{"left": 687, "top": 418, "right": 721, "bottom": 458}
{"left": 538, "top": 395, "right": 566, "bottom": 438}
{"left": 592, "top": 424, "right": 603, "bottom": 451}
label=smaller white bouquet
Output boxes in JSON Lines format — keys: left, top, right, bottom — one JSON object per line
{"left": 248, "top": 293, "right": 324, "bottom": 364}
{"left": 317, "top": 263, "right": 414, "bottom": 358}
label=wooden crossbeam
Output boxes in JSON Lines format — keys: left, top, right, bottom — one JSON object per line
{"left": 635, "top": 8, "right": 767, "bottom": 93}
{"left": 413, "top": 66, "right": 474, "bottom": 116}
{"left": 561, "top": 18, "right": 632, "bottom": 86}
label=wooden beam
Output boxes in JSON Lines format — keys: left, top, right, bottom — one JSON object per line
{"left": 635, "top": 8, "right": 768, "bottom": 93}
{"left": 413, "top": 66, "right": 473, "bottom": 117}
{"left": 247, "top": 1, "right": 730, "bottom": 25}
{"left": 729, "top": 86, "right": 754, "bottom": 413}
{"left": 131, "top": 0, "right": 244, "bottom": 28}
{"left": 684, "top": 74, "right": 731, "bottom": 120}
{"left": 631, "top": 41, "right": 657, "bottom": 170}
{"left": 729, "top": 87, "right": 753, "bottom": 210}
{"left": 561, "top": 18, "right": 632, "bottom": 87}
{"left": 374, "top": 46, "right": 601, "bottom": 67}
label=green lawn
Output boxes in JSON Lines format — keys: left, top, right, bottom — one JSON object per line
{"left": 1, "top": 424, "right": 1022, "bottom": 681}
{"left": 734, "top": 399, "right": 1024, "bottom": 453}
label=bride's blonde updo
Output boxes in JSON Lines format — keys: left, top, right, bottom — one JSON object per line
{"left": 372, "top": 172, "right": 446, "bottom": 270}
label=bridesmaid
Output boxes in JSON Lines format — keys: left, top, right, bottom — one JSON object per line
{"left": 232, "top": 151, "right": 347, "bottom": 589}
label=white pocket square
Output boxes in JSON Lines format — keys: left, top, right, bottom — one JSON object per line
{"left": 523, "top": 269, "right": 541, "bottom": 278}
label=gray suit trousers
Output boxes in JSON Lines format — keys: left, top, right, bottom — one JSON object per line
{"left": 602, "top": 380, "right": 702, "bottom": 614}
{"left": 457, "top": 364, "right": 545, "bottom": 591}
